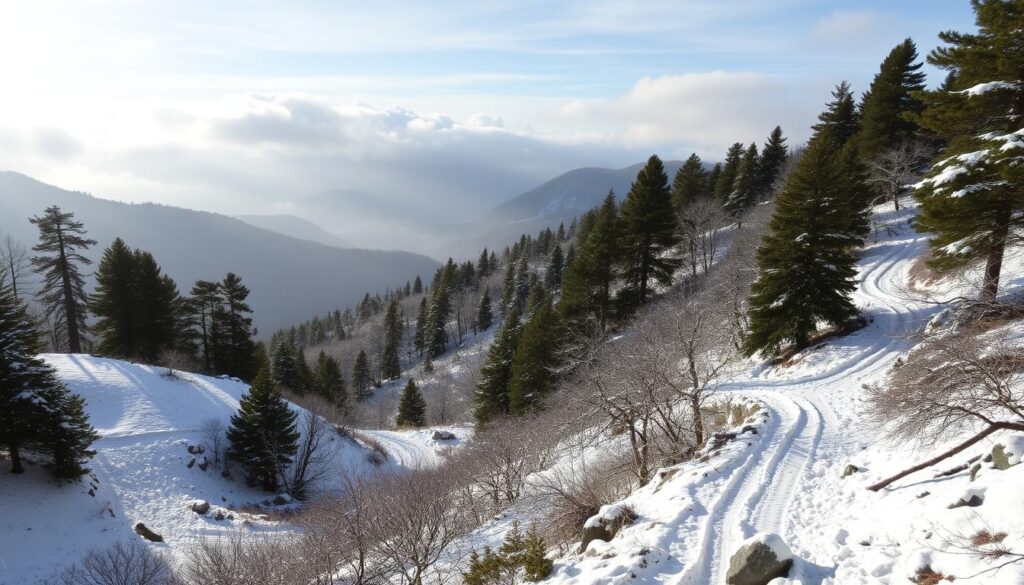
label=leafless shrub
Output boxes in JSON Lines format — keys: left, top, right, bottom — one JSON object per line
{"left": 530, "top": 452, "right": 635, "bottom": 547}
{"left": 679, "top": 197, "right": 727, "bottom": 279}
{"left": 178, "top": 531, "right": 315, "bottom": 585}
{"left": 287, "top": 406, "right": 338, "bottom": 501}
{"left": 158, "top": 349, "right": 203, "bottom": 379}
{"left": 368, "top": 469, "right": 471, "bottom": 585}
{"left": 867, "top": 329, "right": 1024, "bottom": 490}
{"left": 44, "top": 540, "right": 178, "bottom": 585}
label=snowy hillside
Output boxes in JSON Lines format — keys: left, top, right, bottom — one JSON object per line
{"left": 0, "top": 356, "right": 467, "bottom": 584}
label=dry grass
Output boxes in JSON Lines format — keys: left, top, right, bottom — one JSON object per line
{"left": 915, "top": 569, "right": 955, "bottom": 584}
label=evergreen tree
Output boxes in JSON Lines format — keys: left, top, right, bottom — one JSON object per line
{"left": 510, "top": 254, "right": 531, "bottom": 315}
{"left": 128, "top": 249, "right": 188, "bottom": 362}
{"left": 1, "top": 281, "right": 98, "bottom": 478}
{"left": 714, "top": 143, "right": 745, "bottom": 200}
{"left": 29, "top": 206, "right": 96, "bottom": 353}
{"left": 758, "top": 126, "right": 789, "bottom": 198}
{"left": 499, "top": 260, "right": 516, "bottom": 317}
{"left": 522, "top": 525, "right": 553, "bottom": 582}
{"left": 507, "top": 297, "right": 562, "bottom": 414}
{"left": 617, "top": 155, "right": 680, "bottom": 310}
{"left": 812, "top": 81, "right": 860, "bottom": 146}
{"left": 856, "top": 38, "right": 926, "bottom": 158}
{"left": 380, "top": 299, "right": 402, "bottom": 380}
{"left": 743, "top": 137, "right": 864, "bottom": 356}
{"left": 544, "top": 244, "right": 564, "bottom": 291}
{"left": 188, "top": 280, "right": 221, "bottom": 372}
{"left": 351, "top": 349, "right": 373, "bottom": 400}
{"left": 226, "top": 369, "right": 299, "bottom": 492}
{"left": 558, "top": 192, "right": 620, "bottom": 328}
{"left": 672, "top": 153, "right": 707, "bottom": 212}
{"left": 474, "top": 307, "right": 521, "bottom": 424}
{"left": 395, "top": 379, "right": 427, "bottom": 428}
{"left": 705, "top": 163, "right": 723, "bottom": 199}
{"left": 413, "top": 297, "right": 428, "bottom": 356}
{"left": 90, "top": 238, "right": 137, "bottom": 358}
{"left": 912, "top": 0, "right": 1024, "bottom": 302}
{"left": 425, "top": 262, "right": 453, "bottom": 358}
{"left": 314, "top": 351, "right": 347, "bottom": 408}
{"left": 213, "top": 273, "right": 258, "bottom": 380}
{"left": 412, "top": 275, "right": 423, "bottom": 295}
{"left": 725, "top": 143, "right": 761, "bottom": 220}
{"left": 476, "top": 248, "right": 491, "bottom": 278}
{"left": 272, "top": 339, "right": 303, "bottom": 392}
{"left": 476, "top": 288, "right": 494, "bottom": 331}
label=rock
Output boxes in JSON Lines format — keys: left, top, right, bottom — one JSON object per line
{"left": 213, "top": 511, "right": 225, "bottom": 521}
{"left": 725, "top": 533, "right": 793, "bottom": 585}
{"left": 187, "top": 444, "right": 205, "bottom": 455}
{"left": 189, "top": 500, "right": 210, "bottom": 515}
{"left": 842, "top": 464, "right": 859, "bottom": 478}
{"left": 186, "top": 457, "right": 196, "bottom": 469}
{"left": 579, "top": 504, "right": 637, "bottom": 552}
{"left": 947, "top": 488, "right": 985, "bottom": 509}
{"left": 431, "top": 430, "right": 456, "bottom": 441}
{"left": 197, "top": 457, "right": 209, "bottom": 471}
{"left": 970, "top": 463, "right": 982, "bottom": 482}
{"left": 134, "top": 522, "right": 164, "bottom": 542}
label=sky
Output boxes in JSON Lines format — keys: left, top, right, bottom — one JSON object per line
{"left": 0, "top": 0, "right": 977, "bottom": 220}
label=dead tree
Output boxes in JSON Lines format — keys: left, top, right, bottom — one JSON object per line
{"left": 867, "top": 330, "right": 1024, "bottom": 491}
{"left": 864, "top": 140, "right": 932, "bottom": 211}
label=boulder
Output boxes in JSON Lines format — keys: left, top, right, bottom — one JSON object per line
{"left": 726, "top": 533, "right": 793, "bottom": 585}
{"left": 579, "top": 504, "right": 637, "bottom": 552}
{"left": 134, "top": 522, "right": 164, "bottom": 543}
{"left": 970, "top": 463, "right": 982, "bottom": 482}
{"left": 197, "top": 457, "right": 210, "bottom": 471}
{"left": 431, "top": 430, "right": 456, "bottom": 441}
{"left": 991, "top": 435, "right": 1024, "bottom": 470}
{"left": 187, "top": 444, "right": 205, "bottom": 455}
{"left": 189, "top": 500, "right": 210, "bottom": 515}
{"left": 947, "top": 488, "right": 985, "bottom": 509}
{"left": 842, "top": 464, "right": 859, "bottom": 478}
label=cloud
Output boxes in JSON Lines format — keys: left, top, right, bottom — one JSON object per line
{"left": 562, "top": 71, "right": 819, "bottom": 158}
{"left": 811, "top": 10, "right": 893, "bottom": 48}
{"left": 32, "top": 127, "right": 83, "bottom": 161}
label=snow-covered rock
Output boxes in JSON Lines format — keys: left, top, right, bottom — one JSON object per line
{"left": 725, "top": 533, "right": 793, "bottom": 585}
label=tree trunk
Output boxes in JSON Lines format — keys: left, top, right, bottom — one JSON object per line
{"left": 867, "top": 422, "right": 1024, "bottom": 492}
{"left": 9, "top": 445, "right": 24, "bottom": 474}
{"left": 57, "top": 231, "right": 82, "bottom": 353}
{"left": 981, "top": 210, "right": 1009, "bottom": 303}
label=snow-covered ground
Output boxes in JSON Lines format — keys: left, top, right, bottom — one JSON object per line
{"left": 0, "top": 356, "right": 466, "bottom": 584}
{"left": 526, "top": 202, "right": 1024, "bottom": 584}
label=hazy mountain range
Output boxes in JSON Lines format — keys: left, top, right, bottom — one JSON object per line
{"left": 0, "top": 172, "right": 439, "bottom": 334}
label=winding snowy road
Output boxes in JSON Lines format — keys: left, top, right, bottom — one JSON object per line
{"left": 687, "top": 205, "right": 934, "bottom": 584}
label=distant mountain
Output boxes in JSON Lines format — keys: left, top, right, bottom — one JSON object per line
{"left": 235, "top": 214, "right": 353, "bottom": 248}
{"left": 486, "top": 161, "right": 684, "bottom": 224}
{"left": 0, "top": 172, "right": 439, "bottom": 334}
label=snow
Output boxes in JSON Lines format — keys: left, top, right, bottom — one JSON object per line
{"left": 0, "top": 355, "right": 460, "bottom": 584}
{"left": 958, "top": 81, "right": 1019, "bottom": 96}
{"left": 1000, "top": 433, "right": 1024, "bottom": 465}
{"left": 743, "top": 532, "right": 793, "bottom": 563}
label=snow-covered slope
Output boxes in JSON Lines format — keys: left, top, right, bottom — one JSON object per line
{"left": 0, "top": 355, "right": 464, "bottom": 584}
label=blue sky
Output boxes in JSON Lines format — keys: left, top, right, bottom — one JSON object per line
{"left": 0, "top": 1, "right": 979, "bottom": 216}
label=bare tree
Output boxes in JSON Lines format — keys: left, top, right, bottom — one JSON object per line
{"left": 200, "top": 418, "right": 227, "bottom": 467}
{"left": 287, "top": 407, "right": 338, "bottom": 500}
{"left": 864, "top": 140, "right": 932, "bottom": 211}
{"left": 679, "top": 197, "right": 727, "bottom": 278}
{"left": 45, "top": 540, "right": 178, "bottom": 585}
{"left": 0, "top": 234, "right": 31, "bottom": 301}
{"left": 867, "top": 329, "right": 1024, "bottom": 491}
{"left": 179, "top": 532, "right": 316, "bottom": 585}
{"left": 369, "top": 470, "right": 468, "bottom": 585}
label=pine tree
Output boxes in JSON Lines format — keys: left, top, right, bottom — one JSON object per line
{"left": 510, "top": 254, "right": 531, "bottom": 315}
{"left": 314, "top": 351, "right": 347, "bottom": 408}
{"left": 412, "top": 275, "right": 423, "bottom": 295}
{"left": 672, "top": 153, "right": 707, "bottom": 212}
{"left": 413, "top": 297, "right": 428, "bottom": 356}
{"left": 758, "top": 126, "right": 789, "bottom": 198}
{"left": 1, "top": 281, "right": 98, "bottom": 477}
{"left": 395, "top": 379, "right": 427, "bottom": 428}
{"left": 476, "top": 248, "right": 491, "bottom": 278}
{"left": 474, "top": 307, "right": 521, "bottom": 424}
{"left": 29, "top": 206, "right": 96, "bottom": 353}
{"left": 188, "top": 280, "right": 221, "bottom": 372}
{"left": 558, "top": 192, "right": 620, "bottom": 328}
{"left": 714, "top": 143, "right": 745, "bottom": 200}
{"left": 425, "top": 262, "right": 454, "bottom": 358}
{"left": 725, "top": 143, "right": 761, "bottom": 220}
{"left": 911, "top": 0, "right": 1024, "bottom": 302}
{"left": 213, "top": 273, "right": 258, "bottom": 380}
{"left": 705, "top": 163, "right": 723, "bottom": 199}
{"left": 272, "top": 339, "right": 303, "bottom": 392}
{"left": 856, "top": 38, "right": 926, "bottom": 159}
{"left": 499, "top": 260, "right": 516, "bottom": 317}
{"left": 380, "top": 299, "right": 402, "bottom": 380}
{"left": 226, "top": 369, "right": 299, "bottom": 492}
{"left": 90, "top": 238, "right": 137, "bottom": 358}
{"left": 351, "top": 349, "right": 373, "bottom": 400}
{"left": 476, "top": 288, "right": 494, "bottom": 331}
{"left": 522, "top": 525, "right": 553, "bottom": 582}
{"left": 618, "top": 155, "right": 680, "bottom": 310}
{"left": 812, "top": 81, "right": 860, "bottom": 146}
{"left": 743, "top": 137, "right": 864, "bottom": 356}
{"left": 544, "top": 244, "right": 564, "bottom": 290}
{"left": 129, "top": 249, "right": 188, "bottom": 363}
{"left": 507, "top": 297, "right": 561, "bottom": 414}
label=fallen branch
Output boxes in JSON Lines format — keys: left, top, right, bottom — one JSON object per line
{"left": 868, "top": 422, "right": 1024, "bottom": 492}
